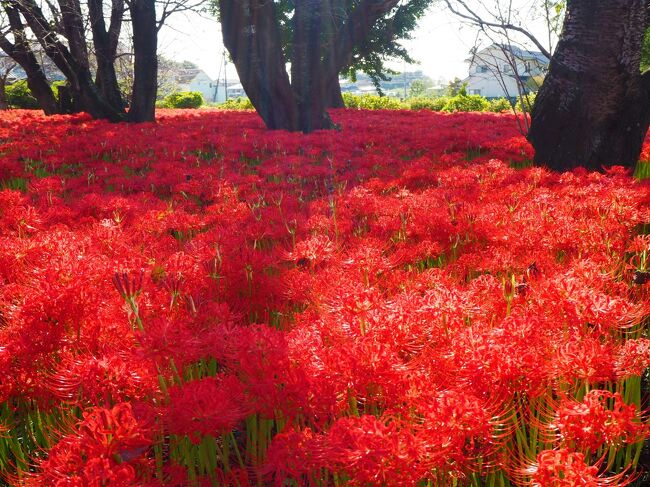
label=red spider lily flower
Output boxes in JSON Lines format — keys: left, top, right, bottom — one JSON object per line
{"left": 553, "top": 390, "right": 646, "bottom": 450}
{"left": 526, "top": 449, "right": 601, "bottom": 487}
{"left": 163, "top": 374, "right": 250, "bottom": 444}
{"left": 286, "top": 234, "right": 336, "bottom": 269}
{"left": 614, "top": 338, "right": 650, "bottom": 379}
{"left": 555, "top": 337, "right": 616, "bottom": 384}
{"left": 112, "top": 270, "right": 144, "bottom": 300}
{"left": 29, "top": 403, "right": 152, "bottom": 486}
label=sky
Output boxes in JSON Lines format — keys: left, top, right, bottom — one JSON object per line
{"left": 158, "top": 1, "right": 551, "bottom": 84}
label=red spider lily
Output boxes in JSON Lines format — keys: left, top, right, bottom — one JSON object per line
{"left": 28, "top": 403, "right": 153, "bottom": 486}
{"left": 1, "top": 109, "right": 649, "bottom": 486}
{"left": 164, "top": 374, "right": 250, "bottom": 444}
{"left": 553, "top": 390, "right": 647, "bottom": 450}
{"left": 112, "top": 270, "right": 144, "bottom": 300}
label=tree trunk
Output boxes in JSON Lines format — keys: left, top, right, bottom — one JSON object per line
{"left": 129, "top": 0, "right": 158, "bottom": 122}
{"left": 218, "top": 0, "right": 399, "bottom": 132}
{"left": 219, "top": 0, "right": 299, "bottom": 131}
{"left": 326, "top": 79, "right": 346, "bottom": 108}
{"left": 292, "top": 0, "right": 335, "bottom": 131}
{"left": 0, "top": 76, "right": 7, "bottom": 110}
{"left": 89, "top": 0, "right": 125, "bottom": 111}
{"left": 528, "top": 0, "right": 650, "bottom": 171}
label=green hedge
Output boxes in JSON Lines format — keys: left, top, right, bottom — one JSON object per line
{"left": 515, "top": 93, "right": 536, "bottom": 113}
{"left": 342, "top": 93, "right": 404, "bottom": 110}
{"left": 487, "top": 98, "right": 513, "bottom": 113}
{"left": 342, "top": 92, "right": 529, "bottom": 114}
{"left": 441, "top": 94, "right": 490, "bottom": 112}
{"left": 217, "top": 97, "right": 254, "bottom": 110}
{"left": 408, "top": 97, "right": 448, "bottom": 111}
{"left": 6, "top": 80, "right": 39, "bottom": 109}
{"left": 160, "top": 91, "right": 204, "bottom": 109}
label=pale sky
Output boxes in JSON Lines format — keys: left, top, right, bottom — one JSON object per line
{"left": 158, "top": 1, "right": 552, "bottom": 84}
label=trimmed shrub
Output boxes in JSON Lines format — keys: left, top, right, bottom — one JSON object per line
{"left": 6, "top": 80, "right": 39, "bottom": 109}
{"left": 442, "top": 94, "right": 489, "bottom": 112}
{"left": 408, "top": 97, "right": 449, "bottom": 111}
{"left": 343, "top": 93, "right": 404, "bottom": 110}
{"left": 218, "top": 97, "right": 254, "bottom": 110}
{"left": 515, "top": 92, "right": 536, "bottom": 113}
{"left": 163, "top": 91, "right": 204, "bottom": 109}
{"left": 488, "top": 98, "right": 513, "bottom": 113}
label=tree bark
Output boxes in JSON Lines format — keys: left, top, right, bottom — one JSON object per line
{"left": 219, "top": 0, "right": 299, "bottom": 131}
{"left": 528, "top": 0, "right": 650, "bottom": 171}
{"left": 0, "top": 74, "right": 8, "bottom": 110}
{"left": 89, "top": 0, "right": 125, "bottom": 112}
{"left": 292, "top": 0, "right": 334, "bottom": 131}
{"left": 326, "top": 79, "right": 346, "bottom": 108}
{"left": 129, "top": 0, "right": 158, "bottom": 122}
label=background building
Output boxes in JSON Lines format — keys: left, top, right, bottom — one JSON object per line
{"left": 463, "top": 44, "right": 549, "bottom": 100}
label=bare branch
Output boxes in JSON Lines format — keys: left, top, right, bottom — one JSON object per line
{"left": 443, "top": 0, "right": 552, "bottom": 59}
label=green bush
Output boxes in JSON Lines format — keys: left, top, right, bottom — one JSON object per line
{"left": 6, "top": 80, "right": 39, "bottom": 109}
{"left": 218, "top": 97, "right": 254, "bottom": 110}
{"left": 487, "top": 98, "right": 513, "bottom": 113}
{"left": 408, "top": 97, "right": 449, "bottom": 111}
{"left": 51, "top": 81, "right": 68, "bottom": 103}
{"left": 343, "top": 93, "right": 404, "bottom": 110}
{"left": 515, "top": 92, "right": 536, "bottom": 113}
{"left": 163, "top": 91, "right": 204, "bottom": 109}
{"left": 442, "top": 94, "right": 489, "bottom": 112}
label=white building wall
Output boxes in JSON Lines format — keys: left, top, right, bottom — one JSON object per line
{"left": 465, "top": 45, "right": 547, "bottom": 99}
{"left": 179, "top": 71, "right": 226, "bottom": 103}
{"left": 465, "top": 73, "right": 521, "bottom": 99}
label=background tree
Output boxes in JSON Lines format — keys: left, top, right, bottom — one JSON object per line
{"left": 0, "top": 3, "right": 60, "bottom": 114}
{"left": 251, "top": 0, "right": 432, "bottom": 108}
{"left": 2, "top": 0, "right": 126, "bottom": 120}
{"left": 1, "top": 0, "right": 206, "bottom": 121}
{"left": 408, "top": 77, "right": 433, "bottom": 97}
{"left": 217, "top": 0, "right": 432, "bottom": 132}
{"left": 528, "top": 0, "right": 650, "bottom": 171}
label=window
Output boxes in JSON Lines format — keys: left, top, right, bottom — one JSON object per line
{"left": 476, "top": 65, "right": 488, "bottom": 73}
{"left": 471, "top": 89, "right": 482, "bottom": 96}
{"left": 503, "top": 64, "right": 512, "bottom": 73}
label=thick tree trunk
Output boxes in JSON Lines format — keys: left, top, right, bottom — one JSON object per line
{"left": 326, "top": 80, "right": 346, "bottom": 108}
{"left": 528, "top": 0, "right": 650, "bottom": 171}
{"left": 89, "top": 0, "right": 125, "bottom": 111}
{"left": 292, "top": 0, "right": 335, "bottom": 131}
{"left": 219, "top": 0, "right": 299, "bottom": 131}
{"left": 218, "top": 0, "right": 398, "bottom": 132}
{"left": 129, "top": 0, "right": 157, "bottom": 122}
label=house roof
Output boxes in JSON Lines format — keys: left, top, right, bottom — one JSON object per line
{"left": 176, "top": 69, "right": 211, "bottom": 85}
{"left": 466, "top": 43, "right": 550, "bottom": 64}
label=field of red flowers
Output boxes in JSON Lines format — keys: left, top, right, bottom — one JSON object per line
{"left": 0, "top": 108, "right": 649, "bottom": 486}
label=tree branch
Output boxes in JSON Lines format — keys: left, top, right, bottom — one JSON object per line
{"left": 444, "top": 0, "right": 552, "bottom": 59}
